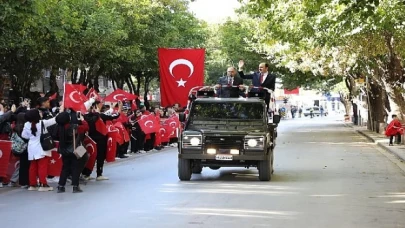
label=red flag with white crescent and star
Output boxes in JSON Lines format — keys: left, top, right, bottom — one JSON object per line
{"left": 104, "top": 89, "right": 137, "bottom": 102}
{"left": 106, "top": 137, "right": 116, "bottom": 162}
{"left": 84, "top": 135, "right": 97, "bottom": 171}
{"left": 64, "top": 84, "right": 88, "bottom": 113}
{"left": 158, "top": 48, "right": 205, "bottom": 107}
{"left": 0, "top": 140, "right": 12, "bottom": 178}
{"left": 86, "top": 88, "right": 101, "bottom": 100}
{"left": 48, "top": 141, "right": 63, "bottom": 176}
{"left": 138, "top": 114, "right": 157, "bottom": 134}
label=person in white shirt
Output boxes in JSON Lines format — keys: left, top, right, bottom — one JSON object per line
{"left": 22, "top": 107, "right": 62, "bottom": 192}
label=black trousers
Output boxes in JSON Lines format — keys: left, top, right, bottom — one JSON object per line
{"left": 136, "top": 130, "right": 145, "bottom": 151}
{"left": 390, "top": 133, "right": 401, "bottom": 144}
{"left": 130, "top": 132, "right": 138, "bottom": 152}
{"left": 19, "top": 151, "right": 30, "bottom": 186}
{"left": 144, "top": 134, "right": 155, "bottom": 151}
{"left": 96, "top": 137, "right": 107, "bottom": 177}
{"left": 117, "top": 142, "right": 129, "bottom": 156}
{"left": 59, "top": 154, "right": 80, "bottom": 187}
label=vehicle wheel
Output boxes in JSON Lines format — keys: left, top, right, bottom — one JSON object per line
{"left": 209, "top": 166, "right": 220, "bottom": 170}
{"left": 258, "top": 157, "right": 272, "bottom": 181}
{"left": 192, "top": 164, "right": 203, "bottom": 174}
{"left": 178, "top": 158, "right": 192, "bottom": 181}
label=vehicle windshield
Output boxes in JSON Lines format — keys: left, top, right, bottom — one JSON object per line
{"left": 190, "top": 102, "right": 264, "bottom": 120}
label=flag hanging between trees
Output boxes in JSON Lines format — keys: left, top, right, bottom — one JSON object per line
{"left": 158, "top": 48, "right": 205, "bottom": 107}
{"left": 284, "top": 87, "right": 300, "bottom": 95}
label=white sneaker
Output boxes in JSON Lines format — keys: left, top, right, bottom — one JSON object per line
{"left": 96, "top": 176, "right": 109, "bottom": 181}
{"left": 38, "top": 186, "right": 54, "bottom": 192}
{"left": 0, "top": 183, "right": 3, "bottom": 188}
{"left": 81, "top": 175, "right": 90, "bottom": 181}
{"left": 28, "top": 186, "right": 38, "bottom": 191}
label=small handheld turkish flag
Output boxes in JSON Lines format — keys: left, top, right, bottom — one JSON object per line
{"left": 86, "top": 88, "right": 100, "bottom": 100}
{"left": 84, "top": 135, "right": 97, "bottom": 171}
{"left": 64, "top": 84, "right": 88, "bottom": 112}
{"left": 48, "top": 141, "right": 62, "bottom": 176}
{"left": 104, "top": 89, "right": 137, "bottom": 102}
{"left": 158, "top": 48, "right": 205, "bottom": 107}
{"left": 138, "top": 114, "right": 157, "bottom": 134}
{"left": 106, "top": 137, "right": 116, "bottom": 162}
{"left": 0, "top": 140, "right": 12, "bottom": 178}
{"left": 95, "top": 118, "right": 108, "bottom": 136}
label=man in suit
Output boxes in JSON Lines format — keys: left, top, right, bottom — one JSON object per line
{"left": 238, "top": 60, "right": 276, "bottom": 112}
{"left": 215, "top": 67, "right": 245, "bottom": 98}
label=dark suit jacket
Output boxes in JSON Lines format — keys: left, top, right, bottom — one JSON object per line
{"left": 216, "top": 75, "right": 244, "bottom": 98}
{"left": 239, "top": 71, "right": 276, "bottom": 112}
{"left": 238, "top": 71, "right": 276, "bottom": 91}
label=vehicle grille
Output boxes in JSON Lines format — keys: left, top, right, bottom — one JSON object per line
{"left": 205, "top": 136, "right": 244, "bottom": 151}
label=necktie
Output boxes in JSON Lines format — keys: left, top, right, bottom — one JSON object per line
{"left": 228, "top": 77, "right": 232, "bottom": 85}
{"left": 260, "top": 73, "right": 264, "bottom": 84}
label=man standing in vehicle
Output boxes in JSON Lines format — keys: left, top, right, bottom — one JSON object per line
{"left": 238, "top": 60, "right": 276, "bottom": 112}
{"left": 215, "top": 67, "right": 245, "bottom": 98}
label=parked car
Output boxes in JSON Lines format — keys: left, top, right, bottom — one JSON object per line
{"left": 303, "top": 106, "right": 320, "bottom": 117}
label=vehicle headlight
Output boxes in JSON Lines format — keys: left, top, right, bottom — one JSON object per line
{"left": 182, "top": 134, "right": 202, "bottom": 148}
{"left": 190, "top": 137, "right": 200, "bottom": 146}
{"left": 247, "top": 139, "right": 258, "bottom": 147}
{"left": 244, "top": 136, "right": 265, "bottom": 149}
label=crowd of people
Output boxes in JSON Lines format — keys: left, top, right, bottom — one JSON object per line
{"left": 0, "top": 92, "right": 181, "bottom": 193}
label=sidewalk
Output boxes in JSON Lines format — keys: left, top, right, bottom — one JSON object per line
{"left": 345, "top": 123, "right": 405, "bottom": 162}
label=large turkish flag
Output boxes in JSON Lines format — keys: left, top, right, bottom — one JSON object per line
{"left": 158, "top": 48, "right": 205, "bottom": 107}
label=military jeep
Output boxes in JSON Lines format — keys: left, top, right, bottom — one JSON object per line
{"left": 178, "top": 96, "right": 280, "bottom": 181}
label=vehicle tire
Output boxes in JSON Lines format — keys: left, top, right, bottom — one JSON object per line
{"left": 271, "top": 151, "right": 274, "bottom": 174}
{"left": 258, "top": 157, "right": 272, "bottom": 181}
{"left": 209, "top": 166, "right": 220, "bottom": 170}
{"left": 178, "top": 158, "right": 192, "bottom": 181}
{"left": 192, "top": 164, "right": 203, "bottom": 174}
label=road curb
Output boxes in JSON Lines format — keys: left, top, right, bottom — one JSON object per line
{"left": 105, "top": 146, "right": 177, "bottom": 166}
{"left": 355, "top": 129, "right": 405, "bottom": 162}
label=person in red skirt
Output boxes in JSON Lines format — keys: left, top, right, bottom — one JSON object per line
{"left": 385, "top": 114, "right": 404, "bottom": 146}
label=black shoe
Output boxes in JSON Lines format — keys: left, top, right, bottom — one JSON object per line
{"left": 57, "top": 186, "right": 65, "bottom": 193}
{"left": 119, "top": 155, "right": 128, "bottom": 159}
{"left": 73, "top": 186, "right": 83, "bottom": 193}
{"left": 154, "top": 147, "right": 162, "bottom": 150}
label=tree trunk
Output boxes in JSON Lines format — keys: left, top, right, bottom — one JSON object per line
{"left": 94, "top": 75, "right": 100, "bottom": 92}
{"left": 136, "top": 74, "right": 141, "bottom": 95}
{"left": 126, "top": 77, "right": 133, "bottom": 93}
{"left": 383, "top": 33, "right": 405, "bottom": 121}
{"left": 112, "top": 79, "right": 117, "bottom": 90}
{"left": 49, "top": 68, "right": 59, "bottom": 93}
{"left": 368, "top": 79, "right": 387, "bottom": 133}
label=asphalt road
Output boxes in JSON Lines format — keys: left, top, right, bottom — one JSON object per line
{"left": 1, "top": 114, "right": 405, "bottom": 228}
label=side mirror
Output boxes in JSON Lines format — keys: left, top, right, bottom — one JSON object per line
{"left": 272, "top": 114, "right": 281, "bottom": 124}
{"left": 179, "top": 113, "right": 186, "bottom": 122}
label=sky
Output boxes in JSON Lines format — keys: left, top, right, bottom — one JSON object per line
{"left": 188, "top": 0, "right": 241, "bottom": 23}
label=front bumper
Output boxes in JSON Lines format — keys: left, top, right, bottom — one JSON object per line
{"left": 178, "top": 153, "right": 268, "bottom": 161}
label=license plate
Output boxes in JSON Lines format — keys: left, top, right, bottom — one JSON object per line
{"left": 215, "top": 155, "right": 233, "bottom": 160}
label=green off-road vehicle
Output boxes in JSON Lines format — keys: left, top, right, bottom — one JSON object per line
{"left": 178, "top": 88, "right": 280, "bottom": 181}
